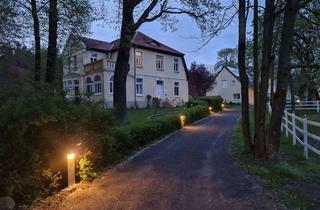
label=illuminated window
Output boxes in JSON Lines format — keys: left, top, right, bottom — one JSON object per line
{"left": 136, "top": 51, "right": 143, "bottom": 67}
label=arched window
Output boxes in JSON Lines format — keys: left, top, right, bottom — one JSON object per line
{"left": 94, "top": 75, "right": 101, "bottom": 94}
{"left": 86, "top": 77, "right": 93, "bottom": 94}
{"left": 109, "top": 75, "right": 114, "bottom": 94}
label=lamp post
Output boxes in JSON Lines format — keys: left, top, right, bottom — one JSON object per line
{"left": 67, "top": 153, "right": 75, "bottom": 187}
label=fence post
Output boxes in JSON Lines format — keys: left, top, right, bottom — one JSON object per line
{"left": 317, "top": 100, "right": 319, "bottom": 112}
{"left": 285, "top": 111, "right": 288, "bottom": 137}
{"left": 292, "top": 112, "right": 296, "bottom": 145}
{"left": 303, "top": 115, "right": 309, "bottom": 159}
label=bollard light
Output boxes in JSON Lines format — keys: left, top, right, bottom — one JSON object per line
{"left": 221, "top": 103, "right": 225, "bottom": 109}
{"left": 67, "top": 152, "right": 75, "bottom": 187}
{"left": 296, "top": 99, "right": 300, "bottom": 103}
{"left": 208, "top": 106, "right": 213, "bottom": 112}
{"left": 180, "top": 115, "right": 186, "bottom": 127}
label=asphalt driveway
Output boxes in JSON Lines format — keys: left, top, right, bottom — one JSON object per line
{"left": 39, "top": 109, "right": 283, "bottom": 210}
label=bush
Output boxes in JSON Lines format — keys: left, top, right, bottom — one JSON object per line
{"left": 111, "top": 104, "right": 209, "bottom": 157}
{"left": 197, "top": 96, "right": 224, "bottom": 112}
{"left": 0, "top": 87, "right": 115, "bottom": 205}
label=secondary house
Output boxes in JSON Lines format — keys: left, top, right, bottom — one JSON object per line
{"left": 62, "top": 32, "right": 189, "bottom": 108}
{"left": 206, "top": 66, "right": 254, "bottom": 104}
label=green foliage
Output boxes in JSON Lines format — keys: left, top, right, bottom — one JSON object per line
{"left": 0, "top": 86, "right": 114, "bottom": 204}
{"left": 78, "top": 150, "right": 97, "bottom": 182}
{"left": 232, "top": 109, "right": 320, "bottom": 209}
{"left": 197, "top": 96, "right": 224, "bottom": 112}
{"left": 112, "top": 104, "right": 209, "bottom": 157}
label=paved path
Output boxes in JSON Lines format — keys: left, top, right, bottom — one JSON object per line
{"left": 42, "top": 109, "right": 283, "bottom": 210}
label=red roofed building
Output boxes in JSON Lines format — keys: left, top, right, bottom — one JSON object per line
{"left": 62, "top": 32, "right": 189, "bottom": 108}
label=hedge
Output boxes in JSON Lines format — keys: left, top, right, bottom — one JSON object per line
{"left": 111, "top": 104, "right": 210, "bottom": 157}
{"left": 197, "top": 96, "right": 224, "bottom": 112}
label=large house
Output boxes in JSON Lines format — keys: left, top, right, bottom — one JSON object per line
{"left": 206, "top": 66, "right": 254, "bottom": 104}
{"left": 62, "top": 32, "right": 189, "bottom": 108}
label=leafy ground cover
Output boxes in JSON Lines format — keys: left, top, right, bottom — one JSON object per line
{"left": 232, "top": 109, "right": 320, "bottom": 209}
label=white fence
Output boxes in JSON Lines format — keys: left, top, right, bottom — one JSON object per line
{"left": 268, "top": 102, "right": 320, "bottom": 159}
{"left": 281, "top": 111, "right": 320, "bottom": 159}
{"left": 285, "top": 100, "right": 320, "bottom": 112}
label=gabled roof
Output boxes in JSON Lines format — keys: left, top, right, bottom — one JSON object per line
{"left": 216, "top": 66, "right": 254, "bottom": 87}
{"left": 79, "top": 31, "right": 184, "bottom": 56}
{"left": 79, "top": 37, "right": 112, "bottom": 52}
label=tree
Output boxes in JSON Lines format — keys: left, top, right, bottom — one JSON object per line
{"left": 238, "top": 0, "right": 252, "bottom": 151}
{"left": 253, "top": 0, "right": 259, "bottom": 127}
{"left": 214, "top": 48, "right": 238, "bottom": 70}
{"left": 111, "top": 0, "right": 233, "bottom": 124}
{"left": 268, "top": 0, "right": 310, "bottom": 157}
{"left": 187, "top": 62, "right": 216, "bottom": 98}
{"left": 45, "top": 0, "right": 58, "bottom": 85}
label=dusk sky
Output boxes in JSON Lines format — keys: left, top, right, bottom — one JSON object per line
{"left": 90, "top": 7, "right": 241, "bottom": 69}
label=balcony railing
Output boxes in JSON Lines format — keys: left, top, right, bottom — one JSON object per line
{"left": 84, "top": 59, "right": 116, "bottom": 73}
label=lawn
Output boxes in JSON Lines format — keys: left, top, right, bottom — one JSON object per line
{"left": 232, "top": 109, "right": 320, "bottom": 209}
{"left": 127, "top": 107, "right": 187, "bottom": 124}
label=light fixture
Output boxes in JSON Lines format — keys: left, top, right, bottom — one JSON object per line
{"left": 67, "top": 152, "right": 75, "bottom": 187}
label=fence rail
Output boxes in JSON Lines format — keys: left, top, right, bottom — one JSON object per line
{"left": 285, "top": 100, "right": 320, "bottom": 112}
{"left": 268, "top": 101, "right": 320, "bottom": 159}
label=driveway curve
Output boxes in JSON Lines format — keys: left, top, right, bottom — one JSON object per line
{"left": 40, "top": 109, "right": 283, "bottom": 210}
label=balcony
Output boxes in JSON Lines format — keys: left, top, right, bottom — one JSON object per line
{"left": 84, "top": 59, "right": 115, "bottom": 73}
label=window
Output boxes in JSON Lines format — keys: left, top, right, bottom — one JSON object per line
{"left": 233, "top": 93, "right": 240, "bottom": 100}
{"left": 74, "top": 80, "right": 80, "bottom": 96}
{"left": 222, "top": 80, "right": 227, "bottom": 89}
{"left": 94, "top": 75, "right": 101, "bottom": 95}
{"left": 174, "top": 58, "right": 179, "bottom": 72}
{"left": 136, "top": 78, "right": 143, "bottom": 96}
{"left": 109, "top": 75, "right": 114, "bottom": 94}
{"left": 90, "top": 53, "right": 98, "bottom": 63}
{"left": 85, "top": 77, "right": 93, "bottom": 94}
{"left": 174, "top": 82, "right": 179, "bottom": 96}
{"left": 135, "top": 51, "right": 143, "bottom": 67}
{"left": 231, "top": 80, "right": 236, "bottom": 86}
{"left": 156, "top": 55, "right": 164, "bottom": 70}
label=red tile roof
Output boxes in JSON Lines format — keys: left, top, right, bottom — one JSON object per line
{"left": 80, "top": 32, "right": 184, "bottom": 56}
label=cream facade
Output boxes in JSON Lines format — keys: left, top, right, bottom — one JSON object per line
{"left": 206, "top": 66, "right": 254, "bottom": 104}
{"left": 62, "top": 33, "right": 189, "bottom": 108}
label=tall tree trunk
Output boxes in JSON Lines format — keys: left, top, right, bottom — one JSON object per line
{"left": 31, "top": 0, "right": 41, "bottom": 81}
{"left": 46, "top": 0, "right": 58, "bottom": 84}
{"left": 238, "top": 0, "right": 252, "bottom": 151}
{"left": 253, "top": 0, "right": 259, "bottom": 128}
{"left": 255, "top": 0, "right": 275, "bottom": 157}
{"left": 269, "top": 0, "right": 302, "bottom": 158}
{"left": 290, "top": 73, "right": 295, "bottom": 112}
{"left": 113, "top": 3, "right": 135, "bottom": 124}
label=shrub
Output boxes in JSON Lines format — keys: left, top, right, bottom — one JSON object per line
{"left": 197, "top": 96, "right": 224, "bottom": 112}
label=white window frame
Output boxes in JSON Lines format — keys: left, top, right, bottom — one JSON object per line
{"left": 90, "top": 53, "right": 98, "bottom": 63}
{"left": 109, "top": 75, "right": 114, "bottom": 94}
{"left": 233, "top": 93, "right": 240, "bottom": 100}
{"left": 85, "top": 77, "right": 93, "bottom": 94}
{"left": 136, "top": 78, "right": 144, "bottom": 96}
{"left": 174, "top": 58, "right": 179, "bottom": 72}
{"left": 174, "top": 82, "right": 179, "bottom": 97}
{"left": 135, "top": 51, "right": 143, "bottom": 67}
{"left": 156, "top": 55, "right": 164, "bottom": 70}
{"left": 222, "top": 80, "right": 227, "bottom": 89}
{"left": 94, "top": 75, "right": 102, "bottom": 95}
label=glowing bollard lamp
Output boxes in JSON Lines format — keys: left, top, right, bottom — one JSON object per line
{"left": 221, "top": 103, "right": 225, "bottom": 109}
{"left": 67, "top": 153, "right": 75, "bottom": 187}
{"left": 180, "top": 115, "right": 186, "bottom": 127}
{"left": 208, "top": 106, "right": 213, "bottom": 112}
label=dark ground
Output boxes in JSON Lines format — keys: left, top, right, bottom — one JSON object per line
{"left": 36, "top": 109, "right": 285, "bottom": 210}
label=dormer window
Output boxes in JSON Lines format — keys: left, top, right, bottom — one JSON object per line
{"left": 90, "top": 53, "right": 98, "bottom": 63}
{"left": 149, "top": 40, "right": 160, "bottom": 46}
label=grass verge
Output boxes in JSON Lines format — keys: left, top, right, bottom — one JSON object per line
{"left": 232, "top": 110, "right": 320, "bottom": 209}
